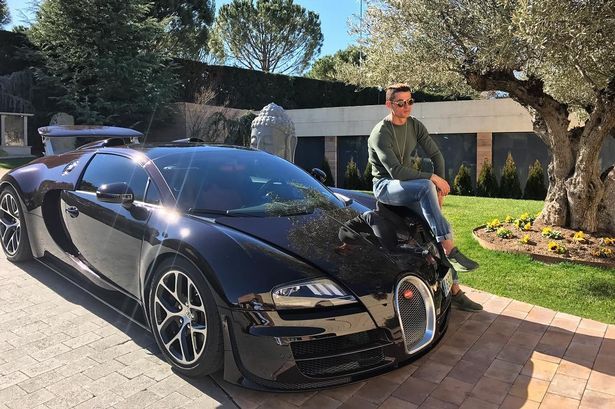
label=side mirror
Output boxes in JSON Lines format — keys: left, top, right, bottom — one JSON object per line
{"left": 310, "top": 168, "right": 327, "bottom": 183}
{"left": 97, "top": 182, "right": 134, "bottom": 207}
{"left": 333, "top": 192, "right": 354, "bottom": 206}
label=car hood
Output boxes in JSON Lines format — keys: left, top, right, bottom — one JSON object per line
{"left": 215, "top": 206, "right": 434, "bottom": 299}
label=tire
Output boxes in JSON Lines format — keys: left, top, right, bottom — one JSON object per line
{"left": 147, "top": 257, "right": 223, "bottom": 377}
{"left": 0, "top": 186, "right": 32, "bottom": 262}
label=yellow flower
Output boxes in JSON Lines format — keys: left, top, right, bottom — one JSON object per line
{"left": 572, "top": 231, "right": 586, "bottom": 243}
{"left": 520, "top": 212, "right": 530, "bottom": 221}
{"left": 523, "top": 222, "right": 532, "bottom": 231}
{"left": 599, "top": 237, "right": 615, "bottom": 246}
{"left": 548, "top": 241, "right": 566, "bottom": 254}
{"left": 542, "top": 227, "right": 553, "bottom": 236}
{"left": 486, "top": 218, "right": 501, "bottom": 231}
{"left": 505, "top": 215, "right": 514, "bottom": 223}
{"left": 520, "top": 234, "right": 531, "bottom": 244}
{"left": 591, "top": 247, "right": 613, "bottom": 258}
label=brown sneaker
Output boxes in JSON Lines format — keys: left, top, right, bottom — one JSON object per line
{"left": 451, "top": 291, "right": 483, "bottom": 312}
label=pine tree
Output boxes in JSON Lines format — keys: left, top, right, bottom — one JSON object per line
{"left": 344, "top": 157, "right": 363, "bottom": 190}
{"left": 321, "top": 157, "right": 334, "bottom": 187}
{"left": 452, "top": 164, "right": 474, "bottom": 196}
{"left": 499, "top": 152, "right": 523, "bottom": 199}
{"left": 524, "top": 159, "right": 547, "bottom": 200}
{"left": 476, "top": 160, "right": 499, "bottom": 197}
{"left": 28, "top": 0, "right": 177, "bottom": 124}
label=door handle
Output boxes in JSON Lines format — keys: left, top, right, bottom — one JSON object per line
{"left": 65, "top": 206, "right": 79, "bottom": 218}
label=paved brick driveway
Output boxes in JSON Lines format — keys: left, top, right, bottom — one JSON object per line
{"left": 1, "top": 248, "right": 614, "bottom": 408}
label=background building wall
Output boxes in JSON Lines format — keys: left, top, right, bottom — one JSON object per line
{"left": 286, "top": 99, "right": 614, "bottom": 189}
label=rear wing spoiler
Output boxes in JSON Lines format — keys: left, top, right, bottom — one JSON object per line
{"left": 38, "top": 125, "right": 143, "bottom": 155}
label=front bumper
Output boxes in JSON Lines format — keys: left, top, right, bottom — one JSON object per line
{"left": 221, "top": 273, "right": 452, "bottom": 390}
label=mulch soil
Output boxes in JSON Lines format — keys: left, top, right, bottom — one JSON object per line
{"left": 473, "top": 221, "right": 615, "bottom": 269}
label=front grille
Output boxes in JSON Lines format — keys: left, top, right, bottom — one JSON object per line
{"left": 291, "top": 329, "right": 391, "bottom": 378}
{"left": 395, "top": 275, "right": 436, "bottom": 354}
{"left": 291, "top": 330, "right": 383, "bottom": 359}
{"left": 296, "top": 348, "right": 385, "bottom": 377}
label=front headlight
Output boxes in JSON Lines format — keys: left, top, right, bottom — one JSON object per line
{"left": 272, "top": 278, "right": 358, "bottom": 309}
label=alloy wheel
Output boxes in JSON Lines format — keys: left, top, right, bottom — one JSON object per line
{"left": 153, "top": 270, "right": 208, "bottom": 365}
{"left": 0, "top": 192, "right": 21, "bottom": 256}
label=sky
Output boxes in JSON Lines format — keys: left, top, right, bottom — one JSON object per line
{"left": 4, "top": 0, "right": 363, "bottom": 58}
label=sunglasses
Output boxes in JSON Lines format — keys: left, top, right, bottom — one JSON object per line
{"left": 391, "top": 98, "right": 415, "bottom": 107}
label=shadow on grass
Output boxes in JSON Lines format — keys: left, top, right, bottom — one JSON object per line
{"left": 584, "top": 279, "right": 615, "bottom": 299}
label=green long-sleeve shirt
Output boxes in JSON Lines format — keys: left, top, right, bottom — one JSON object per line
{"left": 367, "top": 116, "right": 445, "bottom": 181}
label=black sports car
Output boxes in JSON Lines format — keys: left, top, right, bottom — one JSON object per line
{"left": 0, "top": 126, "right": 452, "bottom": 390}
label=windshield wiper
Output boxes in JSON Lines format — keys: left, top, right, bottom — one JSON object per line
{"left": 188, "top": 207, "right": 261, "bottom": 217}
{"left": 188, "top": 208, "right": 234, "bottom": 216}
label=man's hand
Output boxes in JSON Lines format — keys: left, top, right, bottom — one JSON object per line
{"left": 437, "top": 189, "right": 445, "bottom": 209}
{"left": 430, "top": 174, "right": 450, "bottom": 196}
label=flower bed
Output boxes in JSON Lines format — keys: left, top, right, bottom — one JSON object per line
{"left": 473, "top": 213, "right": 615, "bottom": 269}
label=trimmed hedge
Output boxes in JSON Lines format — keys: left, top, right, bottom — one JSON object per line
{"left": 362, "top": 161, "right": 373, "bottom": 191}
{"left": 524, "top": 159, "right": 547, "bottom": 200}
{"left": 175, "top": 59, "right": 469, "bottom": 110}
{"left": 452, "top": 163, "right": 474, "bottom": 196}
{"left": 321, "top": 157, "right": 334, "bottom": 187}
{"left": 499, "top": 152, "right": 523, "bottom": 199}
{"left": 344, "top": 157, "right": 363, "bottom": 190}
{"left": 477, "top": 160, "right": 499, "bottom": 197}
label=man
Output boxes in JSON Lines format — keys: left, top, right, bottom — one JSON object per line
{"left": 367, "top": 83, "right": 481, "bottom": 311}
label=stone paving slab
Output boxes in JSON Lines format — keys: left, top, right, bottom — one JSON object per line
{"left": 1, "top": 252, "right": 614, "bottom": 408}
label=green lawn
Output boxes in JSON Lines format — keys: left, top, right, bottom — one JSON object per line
{"left": 0, "top": 157, "right": 36, "bottom": 170}
{"left": 442, "top": 195, "right": 615, "bottom": 324}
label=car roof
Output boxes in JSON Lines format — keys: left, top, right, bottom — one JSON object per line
{"left": 38, "top": 125, "right": 144, "bottom": 138}
{"left": 88, "top": 142, "right": 257, "bottom": 161}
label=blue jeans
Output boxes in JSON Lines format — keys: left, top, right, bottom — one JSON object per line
{"left": 373, "top": 178, "right": 453, "bottom": 243}
{"left": 373, "top": 178, "right": 458, "bottom": 284}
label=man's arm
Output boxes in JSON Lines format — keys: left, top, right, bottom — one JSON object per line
{"left": 415, "top": 121, "right": 445, "bottom": 179}
{"left": 414, "top": 120, "right": 450, "bottom": 195}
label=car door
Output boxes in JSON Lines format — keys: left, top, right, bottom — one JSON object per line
{"left": 61, "top": 153, "right": 154, "bottom": 297}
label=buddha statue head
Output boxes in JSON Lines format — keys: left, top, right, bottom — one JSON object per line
{"left": 250, "top": 103, "right": 297, "bottom": 162}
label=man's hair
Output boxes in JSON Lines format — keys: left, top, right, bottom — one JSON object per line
{"left": 386, "top": 83, "right": 412, "bottom": 101}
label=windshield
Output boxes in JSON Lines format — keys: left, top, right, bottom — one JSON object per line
{"left": 153, "top": 149, "right": 344, "bottom": 216}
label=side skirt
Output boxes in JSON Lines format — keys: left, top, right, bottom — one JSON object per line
{"left": 37, "top": 253, "right": 150, "bottom": 331}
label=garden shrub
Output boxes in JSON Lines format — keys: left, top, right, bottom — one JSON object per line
{"left": 524, "top": 159, "right": 547, "bottom": 200}
{"left": 321, "top": 157, "right": 334, "bottom": 187}
{"left": 362, "top": 161, "right": 373, "bottom": 191}
{"left": 499, "top": 152, "right": 522, "bottom": 199}
{"left": 476, "top": 160, "right": 499, "bottom": 197}
{"left": 344, "top": 157, "right": 363, "bottom": 190}
{"left": 452, "top": 163, "right": 474, "bottom": 195}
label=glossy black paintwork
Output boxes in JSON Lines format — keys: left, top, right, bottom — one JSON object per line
{"left": 61, "top": 190, "right": 149, "bottom": 297}
{"left": 0, "top": 143, "right": 452, "bottom": 390}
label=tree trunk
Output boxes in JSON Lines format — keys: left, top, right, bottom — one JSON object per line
{"left": 465, "top": 71, "right": 615, "bottom": 233}
{"left": 564, "top": 83, "right": 615, "bottom": 232}
{"left": 598, "top": 167, "right": 615, "bottom": 233}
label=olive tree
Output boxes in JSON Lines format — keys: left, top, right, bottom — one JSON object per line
{"left": 0, "top": 0, "right": 10, "bottom": 27}
{"left": 354, "top": 0, "right": 615, "bottom": 233}
{"left": 209, "top": 0, "right": 323, "bottom": 74}
{"left": 307, "top": 45, "right": 363, "bottom": 81}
